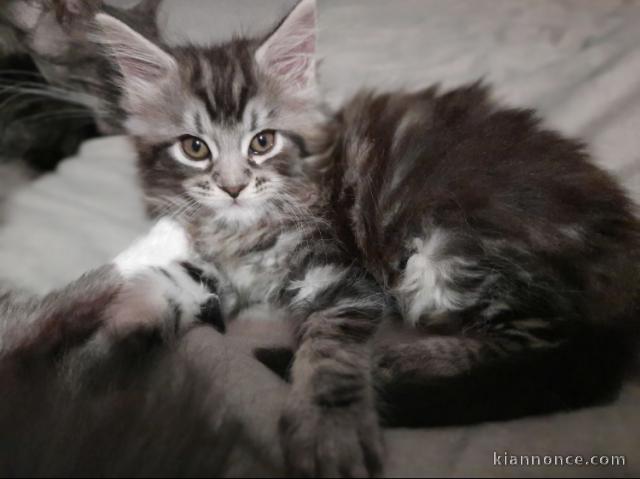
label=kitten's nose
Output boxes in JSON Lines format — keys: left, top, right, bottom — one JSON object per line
{"left": 220, "top": 183, "right": 248, "bottom": 199}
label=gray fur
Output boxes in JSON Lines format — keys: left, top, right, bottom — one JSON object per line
{"left": 92, "top": 1, "right": 385, "bottom": 475}
{"left": 0, "top": 0, "right": 164, "bottom": 136}
{"left": 0, "top": 0, "right": 164, "bottom": 210}
{"left": 92, "top": 0, "right": 640, "bottom": 475}
{"left": 2, "top": 0, "right": 638, "bottom": 477}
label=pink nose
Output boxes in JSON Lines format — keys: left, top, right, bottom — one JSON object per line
{"left": 220, "top": 183, "right": 248, "bottom": 199}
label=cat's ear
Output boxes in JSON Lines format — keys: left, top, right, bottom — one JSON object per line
{"left": 255, "top": 0, "right": 317, "bottom": 92}
{"left": 93, "top": 13, "right": 176, "bottom": 109}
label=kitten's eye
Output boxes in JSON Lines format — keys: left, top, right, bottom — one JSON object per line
{"left": 180, "top": 135, "right": 211, "bottom": 161}
{"left": 249, "top": 130, "right": 276, "bottom": 156}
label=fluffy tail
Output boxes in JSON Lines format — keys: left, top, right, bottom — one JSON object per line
{"left": 373, "top": 322, "right": 637, "bottom": 427}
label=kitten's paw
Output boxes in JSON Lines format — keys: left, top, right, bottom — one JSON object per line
{"left": 108, "top": 261, "right": 223, "bottom": 338}
{"left": 280, "top": 395, "right": 384, "bottom": 477}
{"left": 108, "top": 219, "right": 225, "bottom": 337}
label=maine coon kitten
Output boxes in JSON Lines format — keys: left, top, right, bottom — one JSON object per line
{"left": 91, "top": 0, "right": 639, "bottom": 476}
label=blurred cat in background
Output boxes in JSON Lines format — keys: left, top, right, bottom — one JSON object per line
{"left": 0, "top": 0, "right": 160, "bottom": 207}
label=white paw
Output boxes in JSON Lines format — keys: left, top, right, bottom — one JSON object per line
{"left": 108, "top": 262, "right": 222, "bottom": 336}
{"left": 114, "top": 218, "right": 191, "bottom": 278}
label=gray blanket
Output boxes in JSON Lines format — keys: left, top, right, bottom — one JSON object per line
{"left": 1, "top": 1, "right": 639, "bottom": 476}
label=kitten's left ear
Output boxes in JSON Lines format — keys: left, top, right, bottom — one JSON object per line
{"left": 256, "top": 0, "right": 317, "bottom": 92}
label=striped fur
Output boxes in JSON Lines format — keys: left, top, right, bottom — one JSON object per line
{"left": 93, "top": 0, "right": 640, "bottom": 476}
{"left": 93, "top": 2, "right": 385, "bottom": 475}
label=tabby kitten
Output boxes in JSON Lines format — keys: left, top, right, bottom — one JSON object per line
{"left": 93, "top": 0, "right": 639, "bottom": 476}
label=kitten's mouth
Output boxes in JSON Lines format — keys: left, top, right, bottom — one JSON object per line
{"left": 224, "top": 198, "right": 254, "bottom": 212}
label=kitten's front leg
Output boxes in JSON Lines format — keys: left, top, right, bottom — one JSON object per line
{"left": 281, "top": 326, "right": 383, "bottom": 477}
{"left": 2, "top": 218, "right": 223, "bottom": 361}
{"left": 280, "top": 260, "right": 386, "bottom": 477}
{"left": 108, "top": 217, "right": 225, "bottom": 337}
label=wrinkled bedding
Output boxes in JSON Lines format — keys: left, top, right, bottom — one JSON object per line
{"left": 1, "top": 0, "right": 639, "bottom": 476}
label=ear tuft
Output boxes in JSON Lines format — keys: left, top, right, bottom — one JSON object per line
{"left": 255, "top": 0, "right": 317, "bottom": 91}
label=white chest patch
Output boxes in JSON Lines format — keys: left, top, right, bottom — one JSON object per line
{"left": 216, "top": 230, "right": 302, "bottom": 307}
{"left": 395, "top": 229, "right": 480, "bottom": 326}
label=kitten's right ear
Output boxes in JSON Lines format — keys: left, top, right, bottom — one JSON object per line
{"left": 256, "top": 0, "right": 317, "bottom": 93}
{"left": 93, "top": 13, "right": 176, "bottom": 110}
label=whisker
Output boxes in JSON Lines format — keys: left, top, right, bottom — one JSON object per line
{"left": 0, "top": 83, "right": 102, "bottom": 111}
{"left": 16, "top": 110, "right": 96, "bottom": 123}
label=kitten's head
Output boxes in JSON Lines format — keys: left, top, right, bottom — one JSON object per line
{"left": 95, "top": 0, "right": 333, "bottom": 228}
